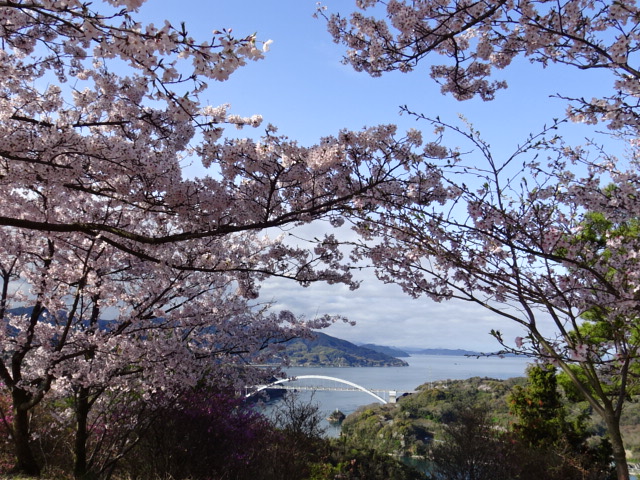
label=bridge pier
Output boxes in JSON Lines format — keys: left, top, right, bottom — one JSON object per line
{"left": 389, "top": 390, "right": 397, "bottom": 403}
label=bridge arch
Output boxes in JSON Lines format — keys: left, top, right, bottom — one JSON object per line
{"left": 247, "top": 375, "right": 388, "bottom": 404}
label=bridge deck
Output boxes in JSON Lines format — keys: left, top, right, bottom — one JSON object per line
{"left": 247, "top": 375, "right": 417, "bottom": 405}
{"left": 263, "top": 384, "right": 393, "bottom": 394}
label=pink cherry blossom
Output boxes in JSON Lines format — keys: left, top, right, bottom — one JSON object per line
{"left": 0, "top": 1, "right": 437, "bottom": 475}
{"left": 324, "top": 3, "right": 640, "bottom": 477}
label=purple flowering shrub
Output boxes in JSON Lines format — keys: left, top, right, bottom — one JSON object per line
{"left": 121, "top": 388, "right": 282, "bottom": 480}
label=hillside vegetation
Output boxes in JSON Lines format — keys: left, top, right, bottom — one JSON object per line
{"left": 341, "top": 368, "right": 640, "bottom": 479}
{"left": 277, "top": 332, "right": 409, "bottom": 367}
{"left": 342, "top": 376, "right": 527, "bottom": 457}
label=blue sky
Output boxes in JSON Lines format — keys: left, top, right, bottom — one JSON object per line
{"left": 142, "top": 1, "right": 612, "bottom": 351}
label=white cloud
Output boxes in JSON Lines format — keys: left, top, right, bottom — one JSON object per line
{"left": 258, "top": 267, "right": 529, "bottom": 352}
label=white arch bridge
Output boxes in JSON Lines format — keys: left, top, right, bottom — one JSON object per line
{"left": 246, "top": 375, "right": 411, "bottom": 404}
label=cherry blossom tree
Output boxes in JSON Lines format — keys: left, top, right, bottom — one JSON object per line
{"left": 0, "top": 0, "right": 439, "bottom": 476}
{"left": 322, "top": 1, "right": 640, "bottom": 478}
{"left": 0, "top": 220, "right": 333, "bottom": 476}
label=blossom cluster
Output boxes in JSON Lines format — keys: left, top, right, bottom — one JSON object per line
{"left": 321, "top": 0, "right": 640, "bottom": 128}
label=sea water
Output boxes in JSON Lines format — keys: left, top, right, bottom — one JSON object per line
{"left": 284, "top": 354, "right": 531, "bottom": 437}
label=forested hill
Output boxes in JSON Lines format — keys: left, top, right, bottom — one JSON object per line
{"left": 279, "top": 332, "right": 409, "bottom": 367}
{"left": 359, "top": 344, "right": 411, "bottom": 358}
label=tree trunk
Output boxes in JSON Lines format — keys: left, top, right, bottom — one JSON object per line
{"left": 74, "top": 389, "right": 90, "bottom": 479}
{"left": 12, "top": 392, "right": 40, "bottom": 476}
{"left": 603, "top": 411, "right": 630, "bottom": 480}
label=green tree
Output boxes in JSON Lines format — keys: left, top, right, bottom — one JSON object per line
{"left": 509, "top": 365, "right": 615, "bottom": 479}
{"left": 510, "top": 364, "right": 575, "bottom": 446}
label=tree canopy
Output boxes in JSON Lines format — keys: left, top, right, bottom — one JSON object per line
{"left": 2, "top": 0, "right": 640, "bottom": 478}
{"left": 0, "top": 1, "right": 434, "bottom": 476}
{"left": 321, "top": 1, "right": 640, "bottom": 478}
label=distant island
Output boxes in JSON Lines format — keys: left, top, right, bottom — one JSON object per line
{"left": 277, "top": 332, "right": 409, "bottom": 367}
{"left": 359, "top": 344, "right": 411, "bottom": 358}
{"left": 405, "top": 347, "right": 483, "bottom": 356}
{"left": 356, "top": 343, "right": 486, "bottom": 358}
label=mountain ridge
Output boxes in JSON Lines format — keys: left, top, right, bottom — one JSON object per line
{"left": 278, "top": 332, "right": 409, "bottom": 367}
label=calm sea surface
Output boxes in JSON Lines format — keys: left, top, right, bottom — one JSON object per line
{"left": 281, "top": 354, "right": 532, "bottom": 437}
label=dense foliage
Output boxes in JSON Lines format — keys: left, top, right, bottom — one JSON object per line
{"left": 341, "top": 368, "right": 617, "bottom": 479}
{"left": 342, "top": 376, "right": 522, "bottom": 457}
